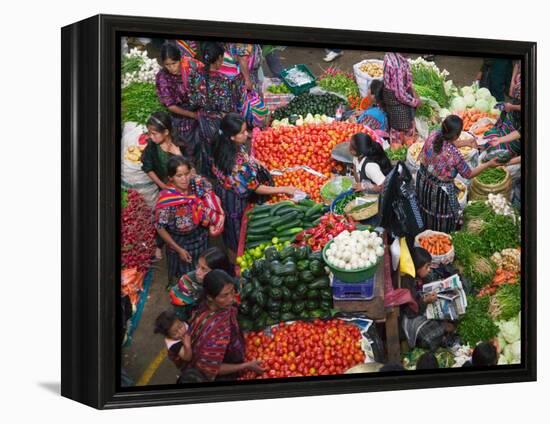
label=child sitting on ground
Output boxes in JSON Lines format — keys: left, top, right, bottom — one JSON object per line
{"left": 154, "top": 310, "right": 192, "bottom": 369}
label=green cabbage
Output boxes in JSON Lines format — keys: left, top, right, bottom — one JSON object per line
{"left": 461, "top": 86, "right": 474, "bottom": 97}
{"left": 476, "top": 87, "right": 492, "bottom": 100}
{"left": 451, "top": 96, "right": 466, "bottom": 112}
{"left": 498, "top": 318, "right": 520, "bottom": 344}
{"left": 474, "top": 99, "right": 490, "bottom": 112}
{"left": 503, "top": 341, "right": 521, "bottom": 364}
{"left": 464, "top": 94, "right": 476, "bottom": 108}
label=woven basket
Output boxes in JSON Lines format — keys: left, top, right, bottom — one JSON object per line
{"left": 470, "top": 167, "right": 511, "bottom": 201}
{"left": 344, "top": 195, "right": 379, "bottom": 221}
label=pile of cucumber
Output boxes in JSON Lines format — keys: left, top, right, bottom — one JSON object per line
{"left": 245, "top": 199, "right": 328, "bottom": 249}
{"left": 238, "top": 245, "right": 333, "bottom": 331}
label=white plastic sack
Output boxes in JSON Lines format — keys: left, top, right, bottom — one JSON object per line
{"left": 390, "top": 237, "right": 401, "bottom": 272}
{"left": 414, "top": 230, "right": 455, "bottom": 266}
{"left": 121, "top": 122, "right": 159, "bottom": 207}
{"left": 353, "top": 60, "right": 383, "bottom": 98}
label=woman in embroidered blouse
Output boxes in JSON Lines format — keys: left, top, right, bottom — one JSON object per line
{"left": 226, "top": 43, "right": 263, "bottom": 93}
{"left": 141, "top": 111, "right": 187, "bottom": 190}
{"left": 483, "top": 61, "right": 522, "bottom": 157}
{"left": 211, "top": 113, "right": 298, "bottom": 261}
{"left": 382, "top": 53, "right": 421, "bottom": 146}
{"left": 416, "top": 115, "right": 502, "bottom": 233}
{"left": 350, "top": 79, "right": 388, "bottom": 133}
{"left": 155, "top": 156, "right": 223, "bottom": 284}
{"left": 179, "top": 270, "right": 264, "bottom": 382}
{"left": 155, "top": 43, "right": 199, "bottom": 157}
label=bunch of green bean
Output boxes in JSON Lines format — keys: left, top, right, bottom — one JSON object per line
{"left": 476, "top": 168, "right": 506, "bottom": 185}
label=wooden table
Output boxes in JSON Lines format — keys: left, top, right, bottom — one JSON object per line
{"left": 332, "top": 243, "right": 402, "bottom": 363}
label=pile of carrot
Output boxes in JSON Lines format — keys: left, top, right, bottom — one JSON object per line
{"left": 457, "top": 109, "right": 495, "bottom": 131}
{"left": 477, "top": 268, "right": 518, "bottom": 297}
{"left": 418, "top": 233, "right": 452, "bottom": 256}
{"left": 471, "top": 123, "right": 494, "bottom": 136}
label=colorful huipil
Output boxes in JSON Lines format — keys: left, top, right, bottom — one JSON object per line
{"left": 416, "top": 131, "right": 473, "bottom": 233}
{"left": 211, "top": 147, "right": 261, "bottom": 251}
{"left": 154, "top": 178, "right": 218, "bottom": 281}
{"left": 483, "top": 62, "right": 522, "bottom": 157}
{"left": 183, "top": 304, "right": 245, "bottom": 381}
{"left": 383, "top": 53, "right": 419, "bottom": 143}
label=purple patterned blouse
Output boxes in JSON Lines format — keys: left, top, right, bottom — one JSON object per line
{"left": 383, "top": 53, "right": 420, "bottom": 108}
{"left": 419, "top": 131, "right": 473, "bottom": 182}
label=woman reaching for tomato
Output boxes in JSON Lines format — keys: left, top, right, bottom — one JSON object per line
{"left": 211, "top": 113, "right": 299, "bottom": 262}
{"left": 178, "top": 270, "right": 264, "bottom": 382}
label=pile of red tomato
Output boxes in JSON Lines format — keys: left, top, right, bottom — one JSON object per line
{"left": 240, "top": 319, "right": 365, "bottom": 380}
{"left": 252, "top": 122, "right": 370, "bottom": 201}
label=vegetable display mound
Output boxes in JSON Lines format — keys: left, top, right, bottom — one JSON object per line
{"left": 267, "top": 83, "right": 291, "bottom": 94}
{"left": 240, "top": 319, "right": 365, "bottom": 379}
{"left": 418, "top": 233, "right": 452, "bottom": 256}
{"left": 490, "top": 283, "right": 521, "bottom": 322}
{"left": 318, "top": 67, "right": 360, "bottom": 102}
{"left": 272, "top": 93, "right": 343, "bottom": 121}
{"left": 253, "top": 122, "right": 368, "bottom": 199}
{"left": 325, "top": 229, "right": 384, "bottom": 271}
{"left": 237, "top": 245, "right": 333, "bottom": 332}
{"left": 122, "top": 82, "right": 167, "bottom": 125}
{"left": 244, "top": 200, "right": 328, "bottom": 249}
{"left": 457, "top": 295, "right": 499, "bottom": 347}
{"left": 386, "top": 146, "right": 408, "bottom": 161}
{"left": 475, "top": 168, "right": 506, "bottom": 185}
{"left": 294, "top": 213, "right": 356, "bottom": 252}
{"left": 121, "top": 189, "right": 156, "bottom": 272}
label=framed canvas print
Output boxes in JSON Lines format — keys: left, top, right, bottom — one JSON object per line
{"left": 61, "top": 14, "right": 536, "bottom": 409}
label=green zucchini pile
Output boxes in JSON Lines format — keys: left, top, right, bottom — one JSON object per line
{"left": 245, "top": 199, "right": 328, "bottom": 249}
{"left": 238, "top": 245, "right": 333, "bottom": 332}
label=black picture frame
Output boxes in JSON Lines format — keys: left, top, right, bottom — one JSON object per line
{"left": 61, "top": 14, "right": 537, "bottom": 409}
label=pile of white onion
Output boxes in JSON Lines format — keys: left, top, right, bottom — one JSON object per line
{"left": 325, "top": 230, "right": 384, "bottom": 271}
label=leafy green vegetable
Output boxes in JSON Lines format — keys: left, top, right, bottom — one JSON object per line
{"left": 494, "top": 284, "right": 521, "bottom": 321}
{"left": 411, "top": 64, "right": 450, "bottom": 108}
{"left": 318, "top": 73, "right": 359, "bottom": 99}
{"left": 463, "top": 201, "right": 493, "bottom": 223}
{"left": 122, "top": 82, "right": 167, "bottom": 125}
{"left": 457, "top": 295, "right": 499, "bottom": 346}
{"left": 480, "top": 213, "right": 521, "bottom": 254}
{"left": 386, "top": 146, "right": 408, "bottom": 161}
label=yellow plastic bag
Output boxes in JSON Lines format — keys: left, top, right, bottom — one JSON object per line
{"left": 400, "top": 237, "right": 415, "bottom": 278}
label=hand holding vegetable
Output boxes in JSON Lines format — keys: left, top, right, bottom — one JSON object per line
{"left": 245, "top": 360, "right": 265, "bottom": 374}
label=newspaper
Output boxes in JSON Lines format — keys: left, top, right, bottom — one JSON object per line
{"left": 422, "top": 274, "right": 468, "bottom": 321}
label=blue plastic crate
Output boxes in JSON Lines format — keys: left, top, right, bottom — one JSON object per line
{"left": 331, "top": 276, "right": 375, "bottom": 300}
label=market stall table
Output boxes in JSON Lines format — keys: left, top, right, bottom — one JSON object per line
{"left": 333, "top": 242, "right": 401, "bottom": 363}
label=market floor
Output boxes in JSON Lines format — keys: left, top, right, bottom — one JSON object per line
{"left": 122, "top": 47, "right": 483, "bottom": 386}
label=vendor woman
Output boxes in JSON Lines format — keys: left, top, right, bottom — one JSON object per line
{"left": 349, "top": 132, "right": 392, "bottom": 193}
{"left": 211, "top": 113, "right": 298, "bottom": 262}
{"left": 416, "top": 115, "right": 502, "bottom": 233}
{"left": 382, "top": 52, "right": 421, "bottom": 146}
{"left": 351, "top": 79, "right": 388, "bottom": 132}
{"left": 155, "top": 156, "right": 224, "bottom": 284}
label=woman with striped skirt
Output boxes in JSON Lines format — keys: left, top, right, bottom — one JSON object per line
{"left": 416, "top": 115, "right": 502, "bottom": 233}
{"left": 154, "top": 156, "right": 224, "bottom": 285}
